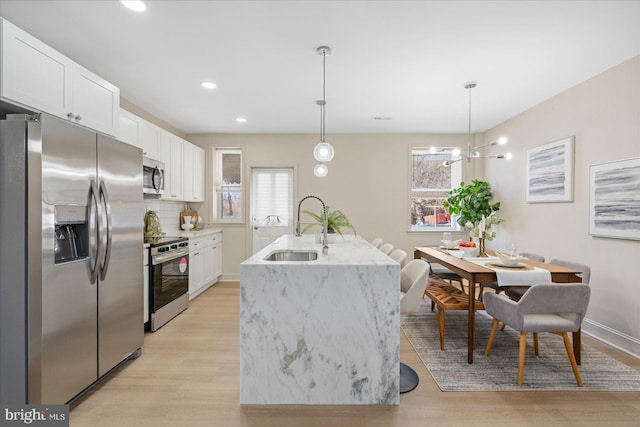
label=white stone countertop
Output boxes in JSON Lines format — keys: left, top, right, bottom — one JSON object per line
{"left": 241, "top": 234, "right": 397, "bottom": 266}
{"left": 240, "top": 233, "right": 400, "bottom": 405}
{"left": 143, "top": 228, "right": 223, "bottom": 248}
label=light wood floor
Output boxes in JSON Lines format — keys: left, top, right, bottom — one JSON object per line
{"left": 70, "top": 281, "right": 640, "bottom": 427}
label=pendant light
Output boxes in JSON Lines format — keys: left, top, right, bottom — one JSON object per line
{"left": 442, "top": 81, "right": 511, "bottom": 166}
{"left": 314, "top": 46, "right": 335, "bottom": 176}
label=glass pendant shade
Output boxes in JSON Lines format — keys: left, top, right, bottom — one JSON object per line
{"left": 313, "top": 163, "right": 329, "bottom": 177}
{"left": 313, "top": 142, "right": 335, "bottom": 162}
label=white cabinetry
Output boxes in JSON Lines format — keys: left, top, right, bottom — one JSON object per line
{"left": 143, "top": 247, "right": 149, "bottom": 324}
{"left": 117, "top": 107, "right": 204, "bottom": 202}
{"left": 160, "top": 132, "right": 184, "bottom": 200}
{"left": 140, "top": 118, "right": 161, "bottom": 160}
{"left": 183, "top": 143, "right": 205, "bottom": 202}
{"left": 0, "top": 18, "right": 120, "bottom": 136}
{"left": 188, "top": 231, "right": 222, "bottom": 300}
{"left": 119, "top": 109, "right": 142, "bottom": 148}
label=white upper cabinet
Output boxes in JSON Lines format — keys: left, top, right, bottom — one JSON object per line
{"left": 140, "top": 118, "right": 161, "bottom": 160}
{"left": 159, "top": 131, "right": 184, "bottom": 200}
{"left": 119, "top": 109, "right": 142, "bottom": 148}
{"left": 0, "top": 18, "right": 120, "bottom": 136}
{"left": 182, "top": 143, "right": 205, "bottom": 202}
{"left": 169, "top": 136, "right": 184, "bottom": 200}
{"left": 192, "top": 145, "right": 205, "bottom": 202}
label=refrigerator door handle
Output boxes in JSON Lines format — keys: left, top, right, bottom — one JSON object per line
{"left": 99, "top": 181, "right": 112, "bottom": 281}
{"left": 88, "top": 180, "right": 103, "bottom": 284}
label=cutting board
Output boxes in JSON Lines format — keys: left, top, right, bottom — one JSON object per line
{"left": 180, "top": 204, "right": 199, "bottom": 230}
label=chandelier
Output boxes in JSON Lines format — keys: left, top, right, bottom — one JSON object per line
{"left": 443, "top": 81, "right": 511, "bottom": 166}
{"left": 313, "top": 46, "right": 335, "bottom": 177}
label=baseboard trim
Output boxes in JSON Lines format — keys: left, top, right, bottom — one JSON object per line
{"left": 582, "top": 317, "right": 640, "bottom": 360}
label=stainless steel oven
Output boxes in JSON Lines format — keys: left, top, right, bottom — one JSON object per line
{"left": 147, "top": 237, "right": 189, "bottom": 331}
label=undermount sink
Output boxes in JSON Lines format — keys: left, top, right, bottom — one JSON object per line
{"left": 264, "top": 250, "right": 318, "bottom": 262}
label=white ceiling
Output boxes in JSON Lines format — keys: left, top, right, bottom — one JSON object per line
{"left": 1, "top": 1, "right": 639, "bottom": 134}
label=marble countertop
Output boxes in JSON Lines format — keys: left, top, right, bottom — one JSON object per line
{"left": 241, "top": 234, "right": 397, "bottom": 266}
{"left": 240, "top": 233, "right": 400, "bottom": 405}
{"left": 143, "top": 228, "right": 223, "bottom": 248}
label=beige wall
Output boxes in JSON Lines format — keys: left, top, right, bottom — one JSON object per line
{"left": 187, "top": 132, "right": 481, "bottom": 282}
{"left": 188, "top": 55, "right": 639, "bottom": 357}
{"left": 483, "top": 55, "right": 640, "bottom": 356}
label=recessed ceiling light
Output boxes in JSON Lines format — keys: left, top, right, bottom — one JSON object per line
{"left": 121, "top": 1, "right": 146, "bottom": 12}
{"left": 201, "top": 81, "right": 217, "bottom": 89}
{"left": 371, "top": 116, "right": 393, "bottom": 120}
{"left": 235, "top": 117, "right": 247, "bottom": 123}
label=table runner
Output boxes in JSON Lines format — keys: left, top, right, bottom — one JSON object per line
{"left": 446, "top": 251, "right": 552, "bottom": 286}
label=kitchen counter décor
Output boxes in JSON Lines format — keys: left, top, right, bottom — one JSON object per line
{"left": 240, "top": 235, "right": 400, "bottom": 405}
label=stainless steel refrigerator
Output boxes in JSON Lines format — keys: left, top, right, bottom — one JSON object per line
{"left": 0, "top": 113, "right": 144, "bottom": 404}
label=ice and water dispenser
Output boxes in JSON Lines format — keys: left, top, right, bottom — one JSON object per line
{"left": 54, "top": 205, "right": 89, "bottom": 264}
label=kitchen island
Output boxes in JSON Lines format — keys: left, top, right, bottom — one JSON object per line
{"left": 240, "top": 235, "right": 400, "bottom": 405}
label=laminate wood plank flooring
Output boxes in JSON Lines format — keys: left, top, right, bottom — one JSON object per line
{"left": 70, "top": 282, "right": 640, "bottom": 427}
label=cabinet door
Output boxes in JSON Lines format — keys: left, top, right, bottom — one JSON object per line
{"left": 1, "top": 18, "right": 72, "bottom": 118}
{"left": 140, "top": 119, "right": 160, "bottom": 159}
{"left": 169, "top": 136, "right": 184, "bottom": 200}
{"left": 182, "top": 142, "right": 195, "bottom": 201}
{"left": 119, "top": 109, "right": 141, "bottom": 147}
{"left": 212, "top": 238, "right": 222, "bottom": 279}
{"left": 192, "top": 145, "right": 205, "bottom": 202}
{"left": 71, "top": 63, "right": 120, "bottom": 136}
{"left": 202, "top": 244, "right": 215, "bottom": 285}
{"left": 189, "top": 237, "right": 203, "bottom": 298}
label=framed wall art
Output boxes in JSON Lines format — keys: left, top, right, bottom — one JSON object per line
{"left": 526, "top": 136, "right": 575, "bottom": 203}
{"left": 589, "top": 157, "right": 640, "bottom": 240}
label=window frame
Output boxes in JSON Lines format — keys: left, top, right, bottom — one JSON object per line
{"left": 212, "top": 148, "right": 244, "bottom": 223}
{"left": 409, "top": 148, "right": 462, "bottom": 232}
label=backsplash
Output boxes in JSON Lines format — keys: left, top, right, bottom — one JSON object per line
{"left": 144, "top": 200, "right": 187, "bottom": 236}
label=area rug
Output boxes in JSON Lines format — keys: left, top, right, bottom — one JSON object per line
{"left": 401, "top": 302, "right": 640, "bottom": 391}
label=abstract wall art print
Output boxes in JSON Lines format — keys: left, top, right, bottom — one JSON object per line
{"left": 526, "top": 137, "right": 574, "bottom": 203}
{"left": 589, "top": 157, "right": 640, "bottom": 240}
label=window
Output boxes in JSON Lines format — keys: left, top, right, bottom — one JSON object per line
{"left": 410, "top": 148, "right": 462, "bottom": 231}
{"left": 251, "top": 168, "right": 293, "bottom": 227}
{"left": 214, "top": 149, "right": 242, "bottom": 221}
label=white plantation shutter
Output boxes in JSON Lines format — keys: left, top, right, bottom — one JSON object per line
{"left": 252, "top": 168, "right": 293, "bottom": 226}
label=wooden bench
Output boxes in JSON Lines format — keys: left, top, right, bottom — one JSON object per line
{"left": 424, "top": 276, "right": 485, "bottom": 350}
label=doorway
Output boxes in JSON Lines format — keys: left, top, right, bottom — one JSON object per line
{"left": 250, "top": 167, "right": 294, "bottom": 253}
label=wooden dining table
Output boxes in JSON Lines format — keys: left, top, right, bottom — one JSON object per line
{"left": 414, "top": 247, "right": 583, "bottom": 364}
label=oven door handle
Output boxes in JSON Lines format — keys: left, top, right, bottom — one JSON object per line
{"left": 151, "top": 248, "right": 189, "bottom": 265}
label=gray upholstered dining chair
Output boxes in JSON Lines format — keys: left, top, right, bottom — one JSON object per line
{"left": 504, "top": 258, "right": 590, "bottom": 302}
{"left": 399, "top": 259, "right": 431, "bottom": 393}
{"left": 484, "top": 283, "right": 591, "bottom": 386}
{"left": 389, "top": 248, "right": 408, "bottom": 268}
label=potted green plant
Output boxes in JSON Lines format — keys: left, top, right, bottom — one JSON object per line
{"left": 443, "top": 179, "right": 503, "bottom": 240}
{"left": 301, "top": 206, "right": 357, "bottom": 239}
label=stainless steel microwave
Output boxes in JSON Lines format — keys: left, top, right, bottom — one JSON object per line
{"left": 143, "top": 157, "right": 165, "bottom": 195}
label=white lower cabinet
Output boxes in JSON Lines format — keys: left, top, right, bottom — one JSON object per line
{"left": 189, "top": 231, "right": 222, "bottom": 300}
